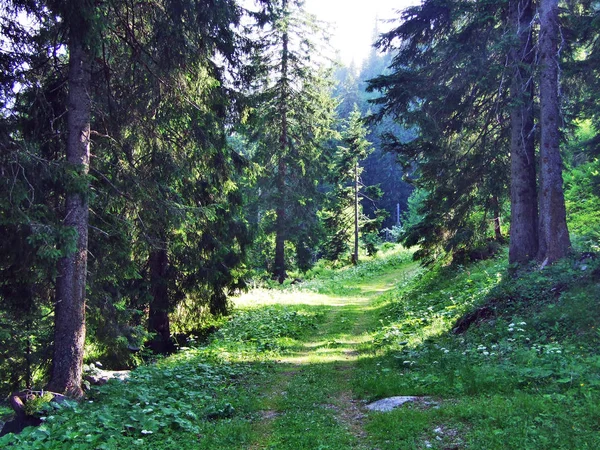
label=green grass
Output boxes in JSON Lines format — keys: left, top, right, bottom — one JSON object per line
{"left": 3, "top": 245, "right": 600, "bottom": 449}
{"left": 354, "top": 250, "right": 600, "bottom": 449}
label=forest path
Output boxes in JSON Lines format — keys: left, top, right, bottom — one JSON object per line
{"left": 235, "top": 262, "right": 421, "bottom": 449}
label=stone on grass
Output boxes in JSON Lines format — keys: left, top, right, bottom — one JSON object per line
{"left": 365, "top": 396, "right": 432, "bottom": 412}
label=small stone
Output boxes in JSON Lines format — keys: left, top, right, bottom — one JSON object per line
{"left": 366, "top": 396, "right": 428, "bottom": 412}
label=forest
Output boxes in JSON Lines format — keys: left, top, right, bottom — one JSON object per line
{"left": 1, "top": 0, "right": 600, "bottom": 447}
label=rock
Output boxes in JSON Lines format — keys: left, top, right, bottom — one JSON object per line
{"left": 84, "top": 369, "right": 130, "bottom": 386}
{"left": 365, "top": 396, "right": 433, "bottom": 412}
{"left": 0, "top": 415, "right": 42, "bottom": 437}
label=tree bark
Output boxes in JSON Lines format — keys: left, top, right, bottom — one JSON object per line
{"left": 148, "top": 246, "right": 172, "bottom": 354}
{"left": 508, "top": 0, "right": 538, "bottom": 264}
{"left": 537, "top": 0, "right": 571, "bottom": 263}
{"left": 352, "top": 163, "right": 359, "bottom": 265}
{"left": 47, "top": 23, "right": 91, "bottom": 399}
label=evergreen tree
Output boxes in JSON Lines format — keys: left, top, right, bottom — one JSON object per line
{"left": 368, "top": 0, "right": 511, "bottom": 263}
{"left": 44, "top": 0, "right": 96, "bottom": 399}
{"left": 323, "top": 105, "right": 385, "bottom": 263}
{"left": 508, "top": 0, "right": 538, "bottom": 264}
{"left": 244, "top": 0, "right": 337, "bottom": 282}
{"left": 332, "top": 47, "right": 413, "bottom": 231}
{"left": 0, "top": 0, "right": 255, "bottom": 396}
{"left": 368, "top": 0, "right": 572, "bottom": 265}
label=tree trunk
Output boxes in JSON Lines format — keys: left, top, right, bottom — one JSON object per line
{"left": 491, "top": 196, "right": 503, "bottom": 241}
{"left": 352, "top": 163, "right": 359, "bottom": 265}
{"left": 537, "top": 0, "right": 571, "bottom": 263}
{"left": 274, "top": 157, "right": 287, "bottom": 283}
{"left": 47, "top": 26, "right": 91, "bottom": 399}
{"left": 148, "top": 246, "right": 172, "bottom": 354}
{"left": 508, "top": 0, "right": 538, "bottom": 264}
{"left": 274, "top": 10, "right": 289, "bottom": 284}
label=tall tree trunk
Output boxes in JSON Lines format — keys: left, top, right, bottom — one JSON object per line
{"left": 148, "top": 246, "right": 172, "bottom": 354}
{"left": 47, "top": 25, "right": 91, "bottom": 399}
{"left": 352, "top": 163, "right": 359, "bottom": 265}
{"left": 508, "top": 0, "right": 538, "bottom": 264}
{"left": 274, "top": 157, "right": 287, "bottom": 283}
{"left": 274, "top": 9, "right": 289, "bottom": 284}
{"left": 537, "top": 0, "right": 571, "bottom": 263}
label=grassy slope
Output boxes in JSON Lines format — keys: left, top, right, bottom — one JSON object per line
{"left": 2, "top": 245, "right": 600, "bottom": 449}
{"left": 356, "top": 250, "right": 600, "bottom": 449}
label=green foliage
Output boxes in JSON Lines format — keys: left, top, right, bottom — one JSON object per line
{"left": 359, "top": 249, "right": 600, "bottom": 449}
{"left": 0, "top": 299, "right": 320, "bottom": 448}
{"left": 3, "top": 244, "right": 600, "bottom": 448}
{"left": 23, "top": 392, "right": 54, "bottom": 417}
{"left": 564, "top": 158, "right": 600, "bottom": 251}
{"left": 212, "top": 307, "right": 320, "bottom": 353}
{"left": 302, "top": 245, "right": 415, "bottom": 295}
{"left": 372, "top": 254, "right": 506, "bottom": 348}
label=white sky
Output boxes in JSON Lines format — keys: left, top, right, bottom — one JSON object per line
{"left": 303, "top": 0, "right": 420, "bottom": 66}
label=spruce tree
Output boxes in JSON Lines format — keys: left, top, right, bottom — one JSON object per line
{"left": 324, "top": 105, "right": 384, "bottom": 263}
{"left": 368, "top": 0, "right": 572, "bottom": 265}
{"left": 244, "top": 0, "right": 336, "bottom": 282}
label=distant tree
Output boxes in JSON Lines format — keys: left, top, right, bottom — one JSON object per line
{"left": 332, "top": 45, "right": 413, "bottom": 231}
{"left": 245, "top": 0, "right": 337, "bottom": 282}
{"left": 323, "top": 105, "right": 384, "bottom": 263}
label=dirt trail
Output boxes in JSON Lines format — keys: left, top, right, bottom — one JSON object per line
{"left": 238, "top": 263, "right": 420, "bottom": 449}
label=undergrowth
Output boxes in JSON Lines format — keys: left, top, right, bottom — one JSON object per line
{"left": 357, "top": 250, "right": 600, "bottom": 449}
{"left": 300, "top": 245, "right": 415, "bottom": 295}
{"left": 4, "top": 245, "right": 600, "bottom": 449}
{"left": 0, "top": 306, "right": 322, "bottom": 449}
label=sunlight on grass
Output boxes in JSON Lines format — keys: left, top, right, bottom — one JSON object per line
{"left": 233, "top": 289, "right": 342, "bottom": 308}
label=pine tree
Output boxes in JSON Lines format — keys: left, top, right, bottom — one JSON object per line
{"left": 244, "top": 0, "right": 337, "bottom": 281}
{"left": 368, "top": 0, "right": 511, "bottom": 263}
{"left": 324, "top": 105, "right": 384, "bottom": 263}
{"left": 368, "top": 0, "right": 572, "bottom": 265}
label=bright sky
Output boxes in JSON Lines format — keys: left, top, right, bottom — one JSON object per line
{"left": 303, "top": 0, "right": 420, "bottom": 66}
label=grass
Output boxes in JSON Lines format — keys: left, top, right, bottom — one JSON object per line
{"left": 2, "top": 244, "right": 600, "bottom": 449}
{"left": 354, "top": 250, "right": 600, "bottom": 449}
